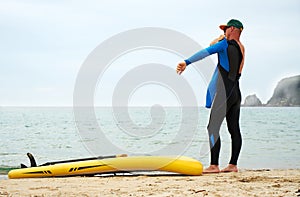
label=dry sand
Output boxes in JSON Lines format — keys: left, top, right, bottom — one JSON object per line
{"left": 1, "top": 169, "right": 300, "bottom": 197}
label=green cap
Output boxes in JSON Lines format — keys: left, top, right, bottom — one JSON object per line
{"left": 219, "top": 19, "right": 244, "bottom": 31}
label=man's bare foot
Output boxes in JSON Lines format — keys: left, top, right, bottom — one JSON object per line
{"left": 203, "top": 165, "right": 220, "bottom": 174}
{"left": 221, "top": 164, "right": 238, "bottom": 173}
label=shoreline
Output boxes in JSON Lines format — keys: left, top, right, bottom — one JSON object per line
{"left": 1, "top": 169, "right": 299, "bottom": 196}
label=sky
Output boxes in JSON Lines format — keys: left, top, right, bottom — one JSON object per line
{"left": 0, "top": 0, "right": 299, "bottom": 106}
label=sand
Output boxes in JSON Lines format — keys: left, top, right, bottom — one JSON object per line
{"left": 1, "top": 169, "right": 300, "bottom": 197}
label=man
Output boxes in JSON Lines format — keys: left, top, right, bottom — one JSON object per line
{"left": 176, "top": 19, "right": 245, "bottom": 173}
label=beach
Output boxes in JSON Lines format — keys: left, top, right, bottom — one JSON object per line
{"left": 1, "top": 169, "right": 299, "bottom": 197}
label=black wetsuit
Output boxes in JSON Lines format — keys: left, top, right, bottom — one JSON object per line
{"left": 207, "top": 40, "right": 243, "bottom": 165}
{"left": 185, "top": 38, "right": 244, "bottom": 166}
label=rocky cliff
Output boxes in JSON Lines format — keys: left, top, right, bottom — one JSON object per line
{"left": 266, "top": 75, "right": 300, "bottom": 106}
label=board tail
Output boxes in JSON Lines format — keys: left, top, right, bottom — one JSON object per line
{"left": 20, "top": 153, "right": 128, "bottom": 168}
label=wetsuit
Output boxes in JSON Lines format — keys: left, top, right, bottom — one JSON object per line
{"left": 185, "top": 38, "right": 243, "bottom": 165}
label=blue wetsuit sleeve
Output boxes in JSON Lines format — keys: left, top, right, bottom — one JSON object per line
{"left": 184, "top": 39, "right": 227, "bottom": 66}
{"left": 184, "top": 59, "right": 191, "bottom": 65}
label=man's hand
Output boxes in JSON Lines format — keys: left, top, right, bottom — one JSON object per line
{"left": 210, "top": 34, "right": 225, "bottom": 46}
{"left": 176, "top": 62, "right": 187, "bottom": 75}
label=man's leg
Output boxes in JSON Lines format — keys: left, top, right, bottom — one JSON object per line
{"left": 222, "top": 101, "right": 242, "bottom": 172}
{"left": 204, "top": 94, "right": 227, "bottom": 173}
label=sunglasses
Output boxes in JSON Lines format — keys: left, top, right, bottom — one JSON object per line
{"left": 223, "top": 26, "right": 231, "bottom": 33}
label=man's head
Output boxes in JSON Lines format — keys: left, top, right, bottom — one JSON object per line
{"left": 219, "top": 19, "right": 243, "bottom": 39}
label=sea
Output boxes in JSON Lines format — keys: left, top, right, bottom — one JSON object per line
{"left": 0, "top": 107, "right": 299, "bottom": 179}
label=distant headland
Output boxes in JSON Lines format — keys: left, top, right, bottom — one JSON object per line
{"left": 243, "top": 75, "right": 300, "bottom": 107}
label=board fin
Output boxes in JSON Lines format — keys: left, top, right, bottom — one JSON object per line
{"left": 20, "top": 153, "right": 37, "bottom": 168}
{"left": 27, "top": 152, "right": 37, "bottom": 167}
{"left": 20, "top": 163, "right": 27, "bottom": 168}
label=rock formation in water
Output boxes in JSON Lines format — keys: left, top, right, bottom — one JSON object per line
{"left": 266, "top": 75, "right": 300, "bottom": 106}
{"left": 243, "top": 94, "right": 262, "bottom": 106}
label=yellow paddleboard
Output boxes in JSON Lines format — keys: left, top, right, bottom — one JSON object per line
{"left": 8, "top": 156, "right": 203, "bottom": 179}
